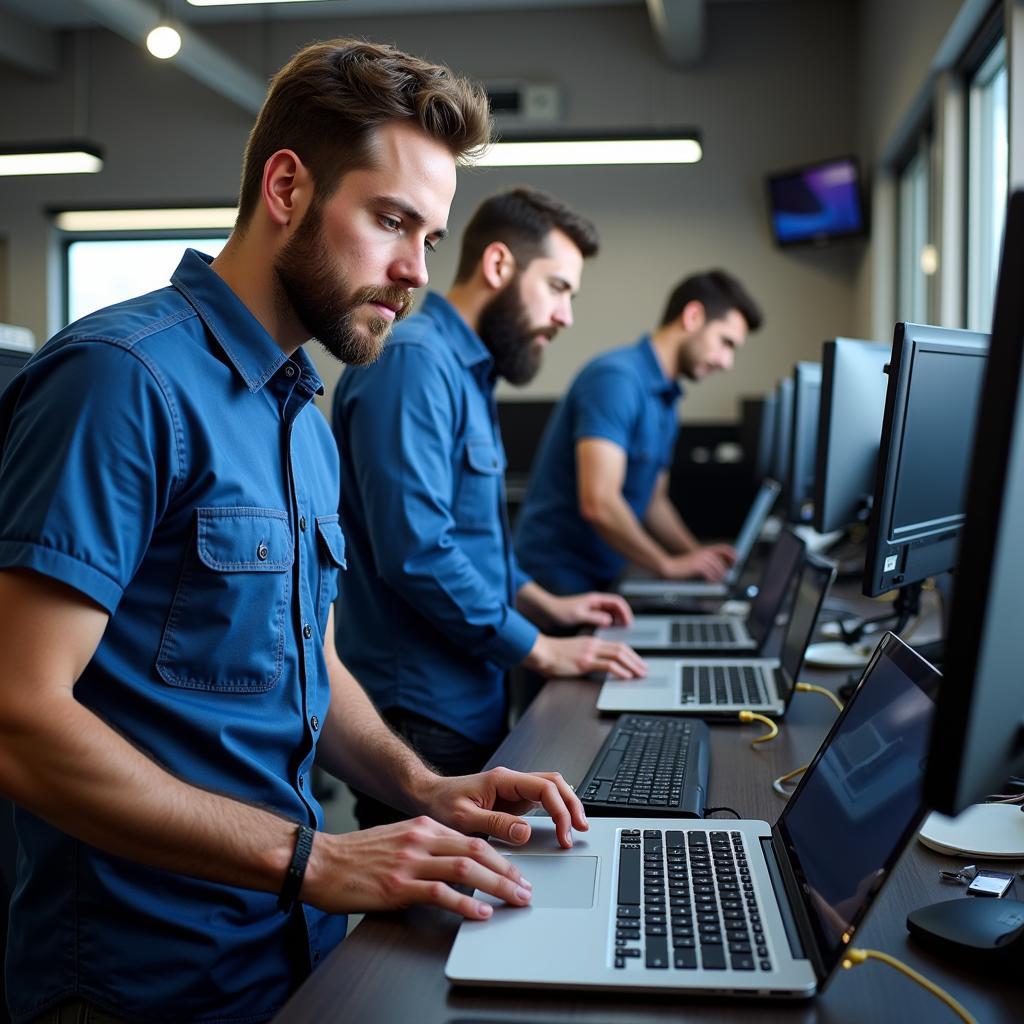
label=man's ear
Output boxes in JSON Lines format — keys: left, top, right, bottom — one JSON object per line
{"left": 480, "top": 241, "right": 516, "bottom": 290}
{"left": 261, "top": 149, "right": 314, "bottom": 228}
{"left": 680, "top": 299, "right": 707, "bottom": 334}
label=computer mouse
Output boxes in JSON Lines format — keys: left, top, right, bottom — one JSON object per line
{"left": 907, "top": 897, "right": 1024, "bottom": 968}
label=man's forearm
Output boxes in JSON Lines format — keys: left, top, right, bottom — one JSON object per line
{"left": 583, "top": 492, "right": 672, "bottom": 574}
{"left": 643, "top": 493, "right": 698, "bottom": 554}
{"left": 314, "top": 654, "right": 438, "bottom": 815}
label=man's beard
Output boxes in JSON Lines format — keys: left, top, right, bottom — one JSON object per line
{"left": 274, "top": 203, "right": 411, "bottom": 365}
{"left": 477, "top": 277, "right": 552, "bottom": 386}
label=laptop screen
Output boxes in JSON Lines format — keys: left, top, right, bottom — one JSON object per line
{"left": 777, "top": 559, "right": 834, "bottom": 695}
{"left": 775, "top": 634, "right": 938, "bottom": 980}
{"left": 728, "top": 480, "right": 781, "bottom": 582}
{"left": 747, "top": 529, "right": 804, "bottom": 645}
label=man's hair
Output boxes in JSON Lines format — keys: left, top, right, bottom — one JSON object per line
{"left": 236, "top": 39, "right": 492, "bottom": 228}
{"left": 453, "top": 187, "right": 600, "bottom": 282}
{"left": 660, "top": 269, "right": 763, "bottom": 332}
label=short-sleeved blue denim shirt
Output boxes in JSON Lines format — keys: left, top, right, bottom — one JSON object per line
{"left": 514, "top": 336, "right": 682, "bottom": 593}
{"left": 0, "top": 250, "right": 348, "bottom": 1023}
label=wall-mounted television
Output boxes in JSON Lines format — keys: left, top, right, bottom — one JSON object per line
{"left": 766, "top": 157, "right": 867, "bottom": 247}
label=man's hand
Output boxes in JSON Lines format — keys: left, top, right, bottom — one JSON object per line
{"left": 304, "top": 816, "right": 535, "bottom": 921}
{"left": 421, "top": 765, "right": 589, "bottom": 849}
{"left": 659, "top": 544, "right": 736, "bottom": 582}
{"left": 543, "top": 591, "right": 634, "bottom": 629}
{"left": 524, "top": 634, "right": 647, "bottom": 679}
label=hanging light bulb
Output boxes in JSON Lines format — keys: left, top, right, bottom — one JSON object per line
{"left": 147, "top": 24, "right": 182, "bottom": 60}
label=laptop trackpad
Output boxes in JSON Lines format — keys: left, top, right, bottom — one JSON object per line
{"left": 502, "top": 854, "right": 598, "bottom": 909}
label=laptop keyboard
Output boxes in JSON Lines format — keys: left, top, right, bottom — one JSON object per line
{"left": 680, "top": 664, "right": 767, "bottom": 706}
{"left": 669, "top": 621, "right": 737, "bottom": 646}
{"left": 579, "top": 715, "right": 709, "bottom": 816}
{"left": 614, "top": 828, "right": 772, "bottom": 972}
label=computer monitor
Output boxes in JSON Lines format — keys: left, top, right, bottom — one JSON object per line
{"left": 785, "top": 362, "right": 821, "bottom": 523}
{"left": 739, "top": 394, "right": 777, "bottom": 482}
{"left": 812, "top": 338, "right": 889, "bottom": 534}
{"left": 770, "top": 376, "right": 794, "bottom": 496}
{"left": 0, "top": 347, "right": 29, "bottom": 394}
{"left": 924, "top": 191, "right": 1024, "bottom": 815}
{"left": 496, "top": 400, "right": 555, "bottom": 477}
{"left": 862, "top": 323, "right": 989, "bottom": 598}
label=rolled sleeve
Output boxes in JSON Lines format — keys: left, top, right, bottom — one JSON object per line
{"left": 346, "top": 344, "right": 538, "bottom": 668}
{"left": 0, "top": 340, "right": 179, "bottom": 611}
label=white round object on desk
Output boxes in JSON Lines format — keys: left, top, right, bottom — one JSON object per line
{"left": 918, "top": 804, "right": 1024, "bottom": 859}
{"left": 803, "top": 640, "right": 874, "bottom": 668}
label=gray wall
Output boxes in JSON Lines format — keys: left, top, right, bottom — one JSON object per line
{"left": 0, "top": 0, "right": 965, "bottom": 422}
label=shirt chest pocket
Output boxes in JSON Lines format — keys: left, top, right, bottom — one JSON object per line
{"left": 314, "top": 514, "right": 347, "bottom": 635}
{"left": 156, "top": 507, "right": 293, "bottom": 693}
{"left": 454, "top": 440, "right": 505, "bottom": 530}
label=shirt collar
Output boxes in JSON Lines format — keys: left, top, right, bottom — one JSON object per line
{"left": 421, "top": 292, "right": 494, "bottom": 373}
{"left": 637, "top": 335, "right": 683, "bottom": 401}
{"left": 171, "top": 249, "right": 324, "bottom": 396}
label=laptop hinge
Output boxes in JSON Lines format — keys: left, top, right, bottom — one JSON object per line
{"left": 763, "top": 828, "right": 829, "bottom": 982}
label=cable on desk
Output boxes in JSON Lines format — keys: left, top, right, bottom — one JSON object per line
{"left": 737, "top": 710, "right": 778, "bottom": 744}
{"left": 772, "top": 764, "right": 807, "bottom": 798}
{"left": 841, "top": 947, "right": 978, "bottom": 1024}
{"left": 794, "top": 682, "right": 845, "bottom": 712}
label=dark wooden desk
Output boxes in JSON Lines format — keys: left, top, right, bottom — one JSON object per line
{"left": 276, "top": 671, "right": 1020, "bottom": 1024}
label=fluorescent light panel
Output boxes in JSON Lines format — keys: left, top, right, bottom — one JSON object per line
{"left": 187, "top": 0, "right": 325, "bottom": 5}
{"left": 475, "top": 137, "right": 702, "bottom": 168}
{"left": 56, "top": 208, "right": 238, "bottom": 232}
{"left": 0, "top": 147, "right": 103, "bottom": 176}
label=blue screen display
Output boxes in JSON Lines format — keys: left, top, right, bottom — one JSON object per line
{"left": 768, "top": 159, "right": 865, "bottom": 245}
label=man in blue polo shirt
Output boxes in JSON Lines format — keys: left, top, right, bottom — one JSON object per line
{"left": 0, "top": 42, "right": 587, "bottom": 1024}
{"left": 515, "top": 270, "right": 763, "bottom": 594}
{"left": 333, "top": 189, "right": 645, "bottom": 827}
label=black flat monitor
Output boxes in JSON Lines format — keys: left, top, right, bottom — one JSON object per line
{"left": 924, "top": 191, "right": 1024, "bottom": 814}
{"left": 813, "top": 338, "right": 889, "bottom": 534}
{"left": 739, "top": 394, "right": 777, "bottom": 482}
{"left": 0, "top": 347, "right": 29, "bottom": 394}
{"left": 496, "top": 400, "right": 555, "bottom": 477}
{"left": 862, "top": 323, "right": 989, "bottom": 598}
{"left": 770, "top": 376, "right": 794, "bottom": 496}
{"left": 785, "top": 362, "right": 821, "bottom": 523}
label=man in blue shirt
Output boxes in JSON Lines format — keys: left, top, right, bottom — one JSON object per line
{"left": 333, "top": 189, "right": 645, "bottom": 827}
{"left": 515, "top": 270, "right": 763, "bottom": 594}
{"left": 0, "top": 41, "right": 587, "bottom": 1024}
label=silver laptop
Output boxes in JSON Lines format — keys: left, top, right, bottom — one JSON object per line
{"left": 446, "top": 632, "right": 938, "bottom": 998}
{"left": 619, "top": 478, "right": 781, "bottom": 600}
{"left": 597, "top": 529, "right": 805, "bottom": 656}
{"left": 597, "top": 558, "right": 834, "bottom": 718}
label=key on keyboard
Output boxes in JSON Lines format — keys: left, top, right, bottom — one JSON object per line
{"left": 680, "top": 665, "right": 768, "bottom": 707}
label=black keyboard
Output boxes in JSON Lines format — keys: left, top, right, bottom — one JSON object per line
{"left": 613, "top": 828, "right": 772, "bottom": 972}
{"left": 680, "top": 664, "right": 768, "bottom": 706}
{"left": 578, "top": 715, "right": 709, "bottom": 817}
{"left": 670, "top": 620, "right": 737, "bottom": 646}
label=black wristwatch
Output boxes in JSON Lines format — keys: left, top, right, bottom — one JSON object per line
{"left": 278, "top": 824, "right": 315, "bottom": 913}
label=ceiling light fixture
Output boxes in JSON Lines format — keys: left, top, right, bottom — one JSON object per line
{"left": 147, "top": 24, "right": 182, "bottom": 60}
{"left": 474, "top": 131, "right": 703, "bottom": 168}
{"left": 0, "top": 143, "right": 104, "bottom": 177}
{"left": 54, "top": 207, "right": 238, "bottom": 232}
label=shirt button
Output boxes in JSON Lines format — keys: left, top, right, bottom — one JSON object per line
{"left": 298, "top": 774, "right": 305, "bottom": 790}
{"left": 257, "top": 543, "right": 269, "bottom": 561}
{"left": 303, "top": 623, "right": 313, "bottom": 639}
{"left": 310, "top": 715, "right": 320, "bottom": 731}
{"left": 299, "top": 516, "right": 307, "bottom": 532}
{"left": 284, "top": 364, "right": 296, "bottom": 378}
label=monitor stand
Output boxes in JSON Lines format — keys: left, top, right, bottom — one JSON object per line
{"left": 917, "top": 803, "right": 1024, "bottom": 859}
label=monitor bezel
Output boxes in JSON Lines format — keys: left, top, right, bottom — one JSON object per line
{"left": 785, "top": 361, "right": 822, "bottom": 523}
{"left": 862, "top": 323, "right": 989, "bottom": 597}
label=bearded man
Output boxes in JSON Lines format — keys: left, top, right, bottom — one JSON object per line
{"left": 514, "top": 269, "right": 763, "bottom": 596}
{"left": 331, "top": 188, "right": 645, "bottom": 829}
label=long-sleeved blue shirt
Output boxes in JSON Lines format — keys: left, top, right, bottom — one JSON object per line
{"left": 332, "top": 292, "right": 538, "bottom": 746}
{"left": 0, "top": 250, "right": 348, "bottom": 1022}
{"left": 515, "top": 336, "right": 682, "bottom": 593}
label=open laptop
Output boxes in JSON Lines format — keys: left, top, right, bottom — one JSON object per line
{"left": 597, "top": 557, "right": 834, "bottom": 718}
{"left": 596, "top": 529, "right": 805, "bottom": 656}
{"left": 619, "top": 478, "right": 781, "bottom": 600}
{"left": 446, "top": 632, "right": 938, "bottom": 997}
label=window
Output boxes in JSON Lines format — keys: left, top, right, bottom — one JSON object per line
{"left": 65, "top": 236, "right": 228, "bottom": 327}
{"left": 967, "top": 38, "right": 1008, "bottom": 332}
{"left": 897, "top": 138, "right": 933, "bottom": 323}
